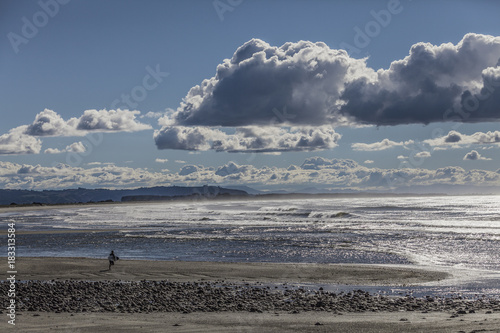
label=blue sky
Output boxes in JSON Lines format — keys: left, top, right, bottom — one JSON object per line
{"left": 1, "top": 0, "right": 500, "bottom": 191}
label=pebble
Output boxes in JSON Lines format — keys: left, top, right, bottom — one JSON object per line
{"left": 1, "top": 281, "right": 499, "bottom": 314}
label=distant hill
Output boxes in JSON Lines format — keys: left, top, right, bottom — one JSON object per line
{"left": 0, "top": 186, "right": 248, "bottom": 206}
{"left": 223, "top": 185, "right": 263, "bottom": 195}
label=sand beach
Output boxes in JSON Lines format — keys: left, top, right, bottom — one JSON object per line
{"left": 1, "top": 257, "right": 500, "bottom": 332}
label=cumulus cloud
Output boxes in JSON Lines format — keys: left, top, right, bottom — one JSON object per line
{"left": 473, "top": 131, "right": 500, "bottom": 144}
{"left": 44, "top": 142, "right": 87, "bottom": 155}
{"left": 24, "top": 109, "right": 151, "bottom": 137}
{"left": 300, "top": 156, "right": 358, "bottom": 170}
{"left": 414, "top": 151, "right": 431, "bottom": 159}
{"left": 44, "top": 148, "right": 63, "bottom": 154}
{"left": 215, "top": 161, "right": 252, "bottom": 177}
{"left": 141, "top": 110, "right": 171, "bottom": 119}
{"left": 179, "top": 165, "right": 201, "bottom": 176}
{"left": 1, "top": 157, "right": 499, "bottom": 190}
{"left": 352, "top": 138, "right": 413, "bottom": 151}
{"left": 0, "top": 126, "right": 42, "bottom": 155}
{"left": 155, "top": 158, "right": 169, "bottom": 163}
{"left": 425, "top": 130, "right": 500, "bottom": 147}
{"left": 25, "top": 109, "right": 79, "bottom": 136}
{"left": 154, "top": 126, "right": 221, "bottom": 151}
{"left": 364, "top": 160, "right": 374, "bottom": 164}
{"left": 1, "top": 109, "right": 151, "bottom": 155}
{"left": 66, "top": 142, "right": 86, "bottom": 153}
{"left": 76, "top": 109, "right": 151, "bottom": 132}
{"left": 154, "top": 125, "right": 341, "bottom": 152}
{"left": 444, "top": 131, "right": 462, "bottom": 143}
{"left": 219, "top": 126, "right": 341, "bottom": 152}
{"left": 0, "top": 162, "right": 167, "bottom": 190}
{"left": 162, "top": 33, "right": 500, "bottom": 134}
{"left": 463, "top": 150, "right": 492, "bottom": 161}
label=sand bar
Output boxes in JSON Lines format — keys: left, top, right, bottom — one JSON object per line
{"left": 9, "top": 257, "right": 448, "bottom": 285}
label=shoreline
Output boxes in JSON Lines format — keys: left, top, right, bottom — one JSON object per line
{"left": 0, "top": 228, "right": 125, "bottom": 235}
{"left": 0, "top": 201, "right": 128, "bottom": 214}
{"left": 2, "top": 192, "right": 498, "bottom": 215}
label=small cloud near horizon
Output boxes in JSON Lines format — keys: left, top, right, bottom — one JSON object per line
{"left": 463, "top": 150, "right": 492, "bottom": 161}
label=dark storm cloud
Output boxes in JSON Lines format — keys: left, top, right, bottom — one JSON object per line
{"left": 163, "top": 34, "right": 500, "bottom": 129}
{"left": 163, "top": 39, "right": 368, "bottom": 127}
{"left": 342, "top": 34, "right": 500, "bottom": 125}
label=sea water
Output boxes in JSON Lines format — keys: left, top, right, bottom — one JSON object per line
{"left": 2, "top": 195, "right": 500, "bottom": 295}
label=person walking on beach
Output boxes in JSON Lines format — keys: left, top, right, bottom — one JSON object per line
{"left": 108, "top": 250, "right": 119, "bottom": 270}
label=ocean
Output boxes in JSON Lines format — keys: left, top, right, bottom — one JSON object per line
{"left": 2, "top": 194, "right": 500, "bottom": 296}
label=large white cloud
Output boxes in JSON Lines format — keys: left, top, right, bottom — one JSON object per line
{"left": 162, "top": 33, "right": 500, "bottom": 131}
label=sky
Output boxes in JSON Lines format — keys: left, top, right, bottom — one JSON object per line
{"left": 1, "top": 0, "right": 500, "bottom": 192}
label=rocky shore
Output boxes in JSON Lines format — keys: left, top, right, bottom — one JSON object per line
{"left": 2, "top": 280, "right": 500, "bottom": 315}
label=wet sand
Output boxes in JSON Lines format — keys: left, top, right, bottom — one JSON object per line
{"left": 3, "top": 311, "right": 500, "bottom": 333}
